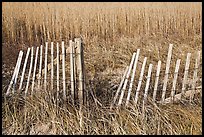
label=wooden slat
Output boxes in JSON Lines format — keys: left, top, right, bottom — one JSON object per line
{"left": 118, "top": 53, "right": 136, "bottom": 106}
{"left": 181, "top": 53, "right": 191, "bottom": 98}
{"left": 31, "top": 47, "right": 39, "bottom": 93}
{"left": 13, "top": 51, "right": 24, "bottom": 93}
{"left": 110, "top": 66, "right": 129, "bottom": 110}
{"left": 158, "top": 86, "right": 202, "bottom": 104}
{"left": 37, "top": 45, "right": 43, "bottom": 88}
{"left": 19, "top": 48, "right": 31, "bottom": 91}
{"left": 51, "top": 42, "right": 54, "bottom": 90}
{"left": 125, "top": 49, "right": 140, "bottom": 106}
{"left": 142, "top": 63, "right": 153, "bottom": 110}
{"left": 170, "top": 59, "right": 181, "bottom": 103}
{"left": 6, "top": 51, "right": 22, "bottom": 95}
{"left": 134, "top": 57, "right": 147, "bottom": 104}
{"left": 152, "top": 60, "right": 161, "bottom": 102}
{"left": 25, "top": 47, "right": 34, "bottom": 95}
{"left": 62, "top": 41, "right": 66, "bottom": 99}
{"left": 56, "top": 43, "right": 60, "bottom": 93}
{"left": 161, "top": 44, "right": 173, "bottom": 103}
{"left": 36, "top": 45, "right": 69, "bottom": 79}
{"left": 70, "top": 40, "right": 75, "bottom": 104}
{"left": 44, "top": 42, "right": 48, "bottom": 91}
{"left": 190, "top": 51, "right": 201, "bottom": 102}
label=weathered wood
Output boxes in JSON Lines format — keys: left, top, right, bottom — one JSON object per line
{"left": 31, "top": 47, "right": 39, "bottom": 93}
{"left": 118, "top": 53, "right": 136, "bottom": 106}
{"left": 36, "top": 44, "right": 69, "bottom": 79}
{"left": 161, "top": 44, "right": 173, "bottom": 103}
{"left": 6, "top": 51, "right": 22, "bottom": 95}
{"left": 51, "top": 42, "right": 54, "bottom": 90}
{"left": 142, "top": 64, "right": 153, "bottom": 110}
{"left": 153, "top": 60, "right": 161, "bottom": 102}
{"left": 62, "top": 41, "right": 66, "bottom": 99}
{"left": 125, "top": 49, "right": 140, "bottom": 106}
{"left": 13, "top": 51, "right": 24, "bottom": 93}
{"left": 110, "top": 66, "right": 129, "bottom": 110}
{"left": 158, "top": 86, "right": 202, "bottom": 104}
{"left": 37, "top": 45, "right": 43, "bottom": 88}
{"left": 134, "top": 57, "right": 147, "bottom": 104}
{"left": 75, "top": 38, "right": 84, "bottom": 106}
{"left": 25, "top": 47, "right": 34, "bottom": 95}
{"left": 170, "top": 59, "right": 181, "bottom": 103}
{"left": 181, "top": 53, "right": 191, "bottom": 98}
{"left": 70, "top": 40, "right": 75, "bottom": 104}
{"left": 19, "top": 48, "right": 31, "bottom": 91}
{"left": 56, "top": 43, "right": 60, "bottom": 93}
{"left": 44, "top": 42, "right": 48, "bottom": 91}
{"left": 190, "top": 51, "right": 201, "bottom": 102}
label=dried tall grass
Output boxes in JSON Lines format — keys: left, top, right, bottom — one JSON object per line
{"left": 2, "top": 2, "right": 202, "bottom": 135}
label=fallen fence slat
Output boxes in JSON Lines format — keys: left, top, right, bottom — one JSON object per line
{"left": 125, "top": 49, "right": 140, "bottom": 106}
{"left": 161, "top": 44, "right": 173, "bottom": 103}
{"left": 110, "top": 66, "right": 129, "bottom": 110}
{"left": 31, "top": 47, "right": 39, "bottom": 94}
{"left": 190, "top": 51, "right": 201, "bottom": 102}
{"left": 142, "top": 63, "right": 153, "bottom": 110}
{"left": 181, "top": 53, "right": 191, "bottom": 98}
{"left": 25, "top": 47, "right": 34, "bottom": 95}
{"left": 153, "top": 60, "right": 161, "bottom": 102}
{"left": 6, "top": 51, "right": 22, "bottom": 95}
{"left": 118, "top": 53, "right": 136, "bottom": 106}
{"left": 170, "top": 59, "right": 181, "bottom": 103}
{"left": 158, "top": 86, "right": 202, "bottom": 104}
{"left": 13, "top": 51, "right": 24, "bottom": 93}
{"left": 134, "top": 57, "right": 147, "bottom": 104}
{"left": 19, "top": 48, "right": 30, "bottom": 91}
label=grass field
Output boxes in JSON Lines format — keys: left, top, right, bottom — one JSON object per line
{"left": 2, "top": 2, "right": 202, "bottom": 135}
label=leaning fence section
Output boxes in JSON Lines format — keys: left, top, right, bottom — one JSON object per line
{"left": 5, "top": 38, "right": 85, "bottom": 108}
{"left": 111, "top": 44, "right": 202, "bottom": 109}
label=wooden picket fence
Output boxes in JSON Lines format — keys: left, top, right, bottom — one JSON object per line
{"left": 110, "top": 44, "right": 202, "bottom": 109}
{"left": 5, "top": 40, "right": 202, "bottom": 110}
{"left": 5, "top": 38, "right": 85, "bottom": 107}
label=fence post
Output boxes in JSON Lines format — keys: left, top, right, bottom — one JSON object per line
{"left": 190, "top": 51, "right": 201, "bottom": 102}
{"left": 181, "top": 53, "right": 191, "bottom": 98}
{"left": 142, "top": 64, "right": 153, "bottom": 111}
{"left": 118, "top": 53, "right": 136, "bottom": 107}
{"left": 170, "top": 59, "right": 181, "bottom": 103}
{"left": 37, "top": 45, "right": 43, "bottom": 88}
{"left": 134, "top": 57, "right": 147, "bottom": 104}
{"left": 75, "top": 38, "right": 84, "bottom": 107}
{"left": 62, "top": 41, "right": 66, "bottom": 100}
{"left": 153, "top": 60, "right": 161, "bottom": 102}
{"left": 44, "top": 42, "right": 48, "bottom": 91}
{"left": 25, "top": 47, "right": 34, "bottom": 95}
{"left": 31, "top": 47, "right": 39, "bottom": 94}
{"left": 19, "top": 48, "right": 31, "bottom": 91}
{"left": 161, "top": 44, "right": 173, "bottom": 103}
{"left": 51, "top": 42, "right": 54, "bottom": 90}
{"left": 125, "top": 49, "right": 140, "bottom": 106}
{"left": 13, "top": 51, "right": 23, "bottom": 93}
{"left": 110, "top": 66, "right": 129, "bottom": 110}
{"left": 6, "top": 51, "right": 22, "bottom": 95}
{"left": 70, "top": 40, "right": 75, "bottom": 104}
